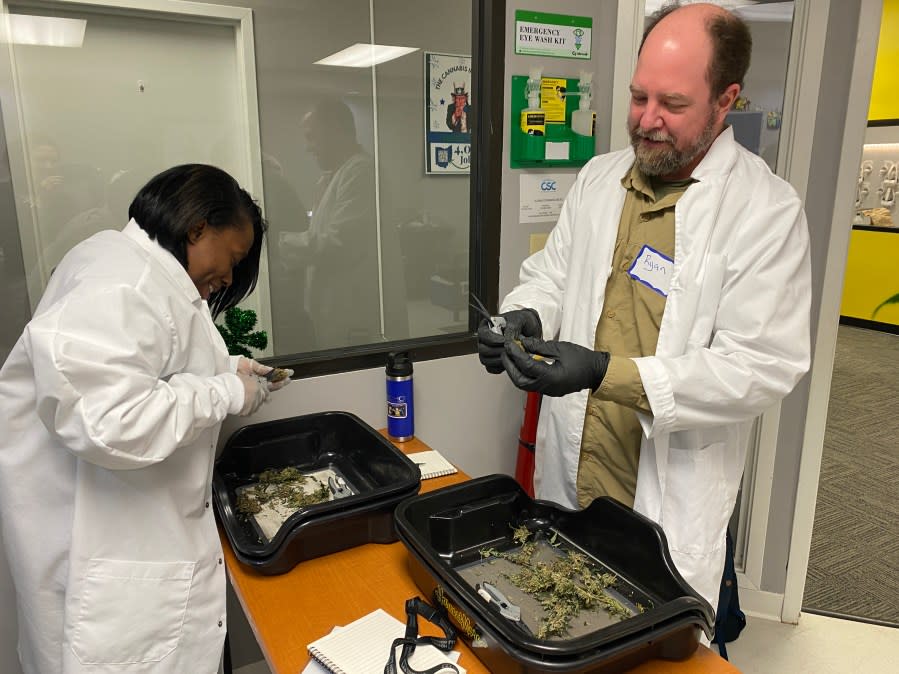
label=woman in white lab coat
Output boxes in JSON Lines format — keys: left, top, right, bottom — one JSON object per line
{"left": 0, "top": 164, "right": 290, "bottom": 673}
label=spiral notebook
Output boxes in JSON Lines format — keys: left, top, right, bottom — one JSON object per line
{"left": 408, "top": 450, "right": 458, "bottom": 480}
{"left": 306, "top": 608, "right": 463, "bottom": 674}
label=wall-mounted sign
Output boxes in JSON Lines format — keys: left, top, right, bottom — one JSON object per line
{"left": 515, "top": 10, "right": 592, "bottom": 60}
{"left": 519, "top": 172, "right": 576, "bottom": 223}
{"left": 425, "top": 52, "right": 472, "bottom": 175}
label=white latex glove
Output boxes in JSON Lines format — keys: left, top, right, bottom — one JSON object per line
{"left": 236, "top": 371, "right": 269, "bottom": 416}
{"left": 236, "top": 356, "right": 294, "bottom": 392}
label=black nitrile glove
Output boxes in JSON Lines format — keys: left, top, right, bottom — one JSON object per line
{"left": 502, "top": 336, "right": 610, "bottom": 397}
{"left": 477, "top": 308, "right": 542, "bottom": 374}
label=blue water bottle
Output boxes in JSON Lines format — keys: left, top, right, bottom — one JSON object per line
{"left": 386, "top": 352, "right": 414, "bottom": 442}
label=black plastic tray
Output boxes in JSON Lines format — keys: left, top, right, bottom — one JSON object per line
{"left": 395, "top": 474, "right": 715, "bottom": 673}
{"left": 214, "top": 411, "right": 420, "bottom": 574}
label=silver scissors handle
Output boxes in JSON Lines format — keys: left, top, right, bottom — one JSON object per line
{"left": 470, "top": 293, "right": 505, "bottom": 335}
{"left": 477, "top": 582, "right": 522, "bottom": 622}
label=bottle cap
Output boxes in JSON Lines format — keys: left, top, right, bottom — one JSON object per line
{"left": 387, "top": 351, "right": 413, "bottom": 377}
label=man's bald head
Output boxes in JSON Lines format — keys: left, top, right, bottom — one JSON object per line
{"left": 641, "top": 2, "right": 751, "bottom": 102}
{"left": 627, "top": 2, "right": 749, "bottom": 179}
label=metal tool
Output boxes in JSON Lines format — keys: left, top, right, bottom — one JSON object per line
{"left": 328, "top": 475, "right": 351, "bottom": 498}
{"left": 476, "top": 582, "right": 521, "bottom": 622}
{"left": 470, "top": 293, "right": 552, "bottom": 364}
{"left": 469, "top": 293, "right": 506, "bottom": 335}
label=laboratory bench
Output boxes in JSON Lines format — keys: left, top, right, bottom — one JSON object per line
{"left": 219, "top": 432, "right": 740, "bottom": 674}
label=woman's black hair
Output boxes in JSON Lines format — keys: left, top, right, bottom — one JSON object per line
{"left": 128, "top": 164, "right": 266, "bottom": 319}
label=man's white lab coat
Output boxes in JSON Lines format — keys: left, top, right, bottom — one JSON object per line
{"left": 501, "top": 128, "right": 812, "bottom": 609}
{"left": 0, "top": 220, "right": 246, "bottom": 673}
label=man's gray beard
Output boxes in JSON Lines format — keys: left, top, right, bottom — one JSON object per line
{"left": 630, "top": 114, "right": 717, "bottom": 177}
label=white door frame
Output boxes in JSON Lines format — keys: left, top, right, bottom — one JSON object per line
{"left": 610, "top": 0, "right": 644, "bottom": 152}
{"left": 0, "top": 0, "right": 271, "bottom": 351}
{"left": 780, "top": 0, "right": 882, "bottom": 623}
{"left": 732, "top": 0, "right": 827, "bottom": 618}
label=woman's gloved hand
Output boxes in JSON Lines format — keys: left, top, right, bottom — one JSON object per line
{"left": 236, "top": 356, "right": 294, "bottom": 392}
{"left": 477, "top": 308, "right": 542, "bottom": 374}
{"left": 501, "top": 336, "right": 609, "bottom": 397}
{"left": 236, "top": 371, "right": 269, "bottom": 416}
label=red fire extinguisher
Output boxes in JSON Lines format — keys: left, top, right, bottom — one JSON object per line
{"left": 515, "top": 391, "right": 541, "bottom": 497}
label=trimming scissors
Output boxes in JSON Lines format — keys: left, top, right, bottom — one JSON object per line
{"left": 476, "top": 582, "right": 534, "bottom": 636}
{"left": 469, "top": 293, "right": 506, "bottom": 335}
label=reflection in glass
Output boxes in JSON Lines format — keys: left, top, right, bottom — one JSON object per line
{"left": 274, "top": 99, "right": 407, "bottom": 352}
{"left": 264, "top": 0, "right": 473, "bottom": 354}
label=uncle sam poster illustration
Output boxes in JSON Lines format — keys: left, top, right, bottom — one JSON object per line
{"left": 425, "top": 52, "right": 471, "bottom": 175}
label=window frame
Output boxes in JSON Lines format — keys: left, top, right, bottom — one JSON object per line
{"left": 263, "top": 0, "right": 506, "bottom": 378}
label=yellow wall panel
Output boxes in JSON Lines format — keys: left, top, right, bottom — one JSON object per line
{"left": 840, "top": 229, "right": 899, "bottom": 325}
{"left": 869, "top": 0, "right": 899, "bottom": 120}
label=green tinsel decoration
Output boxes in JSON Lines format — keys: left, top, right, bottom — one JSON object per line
{"left": 216, "top": 307, "right": 268, "bottom": 358}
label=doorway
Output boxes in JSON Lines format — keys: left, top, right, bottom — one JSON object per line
{"left": 802, "top": 323, "right": 899, "bottom": 624}
{"left": 801, "top": 3, "right": 899, "bottom": 624}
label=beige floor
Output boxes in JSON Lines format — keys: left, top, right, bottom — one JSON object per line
{"left": 234, "top": 612, "right": 898, "bottom": 673}
{"left": 726, "top": 613, "right": 897, "bottom": 673}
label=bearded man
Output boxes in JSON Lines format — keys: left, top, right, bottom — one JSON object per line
{"left": 477, "top": 2, "right": 811, "bottom": 614}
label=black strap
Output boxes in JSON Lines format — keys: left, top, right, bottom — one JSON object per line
{"left": 712, "top": 529, "right": 746, "bottom": 660}
{"left": 383, "top": 597, "right": 459, "bottom": 674}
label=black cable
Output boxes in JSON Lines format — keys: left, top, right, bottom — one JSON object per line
{"left": 383, "top": 597, "right": 459, "bottom": 674}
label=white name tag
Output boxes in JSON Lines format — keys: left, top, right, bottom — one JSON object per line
{"left": 628, "top": 245, "right": 673, "bottom": 297}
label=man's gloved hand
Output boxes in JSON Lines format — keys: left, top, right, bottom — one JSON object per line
{"left": 237, "top": 356, "right": 294, "bottom": 392}
{"left": 236, "top": 371, "right": 269, "bottom": 416}
{"left": 477, "top": 308, "right": 542, "bottom": 374}
{"left": 501, "top": 336, "right": 610, "bottom": 397}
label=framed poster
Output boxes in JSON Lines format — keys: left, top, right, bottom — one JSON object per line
{"left": 425, "top": 52, "right": 472, "bottom": 174}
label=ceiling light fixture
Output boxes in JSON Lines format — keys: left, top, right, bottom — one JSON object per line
{"left": 3, "top": 14, "right": 86, "bottom": 47}
{"left": 314, "top": 43, "right": 418, "bottom": 68}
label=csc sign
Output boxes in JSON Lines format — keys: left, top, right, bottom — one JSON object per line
{"left": 540, "top": 180, "right": 557, "bottom": 192}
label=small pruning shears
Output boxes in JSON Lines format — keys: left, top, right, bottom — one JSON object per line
{"left": 470, "top": 293, "right": 551, "bottom": 363}
{"left": 327, "top": 475, "right": 351, "bottom": 498}
{"left": 469, "top": 293, "right": 506, "bottom": 335}
{"left": 476, "top": 582, "right": 522, "bottom": 622}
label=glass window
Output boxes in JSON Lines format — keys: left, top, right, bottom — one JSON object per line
{"left": 0, "top": 0, "right": 496, "bottom": 368}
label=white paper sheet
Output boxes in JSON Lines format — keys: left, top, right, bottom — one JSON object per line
{"left": 519, "top": 173, "right": 576, "bottom": 223}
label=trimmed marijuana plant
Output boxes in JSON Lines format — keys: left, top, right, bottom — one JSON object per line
{"left": 480, "top": 525, "right": 643, "bottom": 639}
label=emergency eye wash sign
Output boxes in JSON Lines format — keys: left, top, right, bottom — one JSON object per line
{"left": 515, "top": 11, "right": 592, "bottom": 60}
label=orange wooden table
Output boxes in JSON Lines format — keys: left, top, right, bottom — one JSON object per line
{"left": 219, "top": 434, "right": 740, "bottom": 673}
